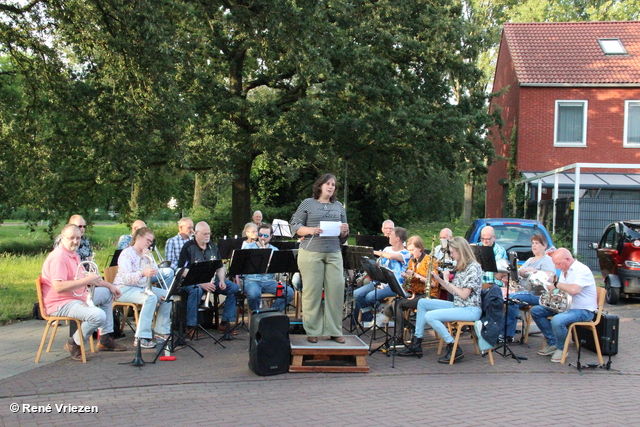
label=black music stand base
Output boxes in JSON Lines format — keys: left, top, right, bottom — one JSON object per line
{"left": 152, "top": 330, "right": 204, "bottom": 363}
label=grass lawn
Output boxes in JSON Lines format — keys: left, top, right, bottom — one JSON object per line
{"left": 0, "top": 220, "right": 470, "bottom": 325}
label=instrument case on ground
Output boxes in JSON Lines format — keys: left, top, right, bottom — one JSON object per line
{"left": 575, "top": 312, "right": 619, "bottom": 356}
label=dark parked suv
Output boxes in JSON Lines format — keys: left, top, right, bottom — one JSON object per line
{"left": 590, "top": 220, "right": 640, "bottom": 304}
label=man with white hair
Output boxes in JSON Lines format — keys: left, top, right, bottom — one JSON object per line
{"left": 381, "top": 220, "right": 395, "bottom": 237}
{"left": 178, "top": 221, "right": 240, "bottom": 338}
{"left": 252, "top": 210, "right": 264, "bottom": 228}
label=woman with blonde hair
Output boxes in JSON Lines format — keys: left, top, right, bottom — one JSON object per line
{"left": 398, "top": 236, "right": 482, "bottom": 362}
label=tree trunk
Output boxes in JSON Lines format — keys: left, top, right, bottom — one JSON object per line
{"left": 463, "top": 180, "right": 473, "bottom": 224}
{"left": 193, "top": 172, "right": 203, "bottom": 208}
{"left": 231, "top": 157, "right": 252, "bottom": 236}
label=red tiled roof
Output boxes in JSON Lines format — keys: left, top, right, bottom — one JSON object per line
{"left": 503, "top": 21, "right": 640, "bottom": 85}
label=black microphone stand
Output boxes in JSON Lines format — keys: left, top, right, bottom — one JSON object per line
{"left": 495, "top": 251, "right": 526, "bottom": 362}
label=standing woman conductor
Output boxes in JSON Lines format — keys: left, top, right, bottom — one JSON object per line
{"left": 290, "top": 173, "right": 349, "bottom": 343}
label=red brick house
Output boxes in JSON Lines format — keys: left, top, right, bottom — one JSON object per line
{"left": 486, "top": 21, "right": 640, "bottom": 218}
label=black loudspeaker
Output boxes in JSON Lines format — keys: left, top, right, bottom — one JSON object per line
{"left": 249, "top": 309, "right": 291, "bottom": 376}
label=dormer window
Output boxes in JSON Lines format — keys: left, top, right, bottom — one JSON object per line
{"left": 598, "top": 38, "right": 627, "bottom": 55}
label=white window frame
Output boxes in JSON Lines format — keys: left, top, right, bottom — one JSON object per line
{"left": 623, "top": 100, "right": 640, "bottom": 148}
{"left": 554, "top": 100, "right": 588, "bottom": 147}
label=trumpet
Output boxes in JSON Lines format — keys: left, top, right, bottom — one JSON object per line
{"left": 73, "top": 260, "right": 100, "bottom": 307}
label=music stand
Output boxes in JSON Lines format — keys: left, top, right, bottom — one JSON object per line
{"left": 471, "top": 245, "right": 498, "bottom": 274}
{"left": 378, "top": 266, "right": 406, "bottom": 367}
{"left": 342, "top": 246, "right": 375, "bottom": 332}
{"left": 266, "top": 250, "right": 298, "bottom": 313}
{"left": 217, "top": 238, "right": 244, "bottom": 260}
{"left": 495, "top": 251, "right": 526, "bottom": 362}
{"left": 270, "top": 240, "right": 298, "bottom": 250}
{"left": 151, "top": 268, "right": 207, "bottom": 363}
{"left": 355, "top": 235, "right": 390, "bottom": 251}
{"left": 182, "top": 260, "right": 226, "bottom": 348}
{"left": 227, "top": 249, "right": 273, "bottom": 336}
{"left": 359, "top": 256, "right": 393, "bottom": 346}
{"left": 272, "top": 219, "right": 293, "bottom": 238}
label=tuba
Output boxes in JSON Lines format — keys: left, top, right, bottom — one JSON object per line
{"left": 73, "top": 261, "right": 100, "bottom": 307}
{"left": 529, "top": 271, "right": 572, "bottom": 313}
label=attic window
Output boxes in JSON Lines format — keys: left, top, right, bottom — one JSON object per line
{"left": 599, "top": 38, "right": 627, "bottom": 55}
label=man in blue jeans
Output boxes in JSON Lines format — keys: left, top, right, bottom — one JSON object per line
{"left": 178, "top": 221, "right": 240, "bottom": 339}
{"left": 531, "top": 248, "right": 598, "bottom": 363}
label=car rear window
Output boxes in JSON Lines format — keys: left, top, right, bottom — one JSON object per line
{"left": 492, "top": 225, "right": 539, "bottom": 249}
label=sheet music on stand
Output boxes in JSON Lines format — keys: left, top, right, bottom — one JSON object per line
{"left": 272, "top": 219, "right": 293, "bottom": 238}
{"left": 355, "top": 235, "right": 390, "bottom": 251}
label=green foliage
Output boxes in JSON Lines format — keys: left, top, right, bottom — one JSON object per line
{"left": 1, "top": 0, "right": 496, "bottom": 236}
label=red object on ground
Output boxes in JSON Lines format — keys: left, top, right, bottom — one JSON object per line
{"left": 159, "top": 356, "right": 176, "bottom": 361}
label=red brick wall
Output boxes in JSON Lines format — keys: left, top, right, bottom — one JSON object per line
{"left": 487, "top": 69, "right": 640, "bottom": 217}
{"left": 518, "top": 87, "right": 640, "bottom": 170}
{"left": 486, "top": 34, "right": 520, "bottom": 218}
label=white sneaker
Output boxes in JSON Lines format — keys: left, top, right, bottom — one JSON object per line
{"left": 375, "top": 313, "right": 389, "bottom": 328}
{"left": 537, "top": 345, "right": 557, "bottom": 356}
{"left": 362, "top": 321, "right": 374, "bottom": 328}
{"left": 550, "top": 349, "right": 563, "bottom": 363}
{"left": 134, "top": 337, "right": 156, "bottom": 349}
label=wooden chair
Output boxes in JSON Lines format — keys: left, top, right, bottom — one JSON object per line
{"left": 35, "top": 277, "right": 95, "bottom": 363}
{"left": 104, "top": 265, "right": 141, "bottom": 334}
{"left": 437, "top": 321, "right": 494, "bottom": 365}
{"left": 559, "top": 287, "right": 606, "bottom": 364}
{"left": 519, "top": 305, "right": 533, "bottom": 344}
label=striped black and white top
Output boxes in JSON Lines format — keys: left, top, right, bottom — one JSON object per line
{"left": 290, "top": 198, "right": 347, "bottom": 253}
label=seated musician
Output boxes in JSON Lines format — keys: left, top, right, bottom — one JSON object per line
{"left": 42, "top": 224, "right": 126, "bottom": 360}
{"left": 116, "top": 220, "right": 146, "bottom": 249}
{"left": 532, "top": 248, "right": 598, "bottom": 363}
{"left": 241, "top": 222, "right": 259, "bottom": 248}
{"left": 165, "top": 217, "right": 194, "bottom": 271}
{"left": 113, "top": 227, "right": 172, "bottom": 349}
{"left": 243, "top": 224, "right": 294, "bottom": 312}
{"left": 478, "top": 226, "right": 508, "bottom": 286}
{"left": 502, "top": 233, "right": 555, "bottom": 343}
{"left": 178, "top": 221, "right": 240, "bottom": 337}
{"left": 53, "top": 215, "right": 93, "bottom": 263}
{"left": 381, "top": 236, "right": 440, "bottom": 345}
{"left": 353, "top": 227, "right": 410, "bottom": 324}
{"left": 399, "top": 237, "right": 482, "bottom": 363}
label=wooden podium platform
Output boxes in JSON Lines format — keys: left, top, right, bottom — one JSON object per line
{"left": 289, "top": 335, "right": 370, "bottom": 373}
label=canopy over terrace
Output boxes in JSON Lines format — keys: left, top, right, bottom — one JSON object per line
{"left": 516, "top": 163, "right": 640, "bottom": 257}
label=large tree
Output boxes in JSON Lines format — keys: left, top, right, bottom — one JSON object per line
{"left": 1, "top": 0, "right": 495, "bottom": 233}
